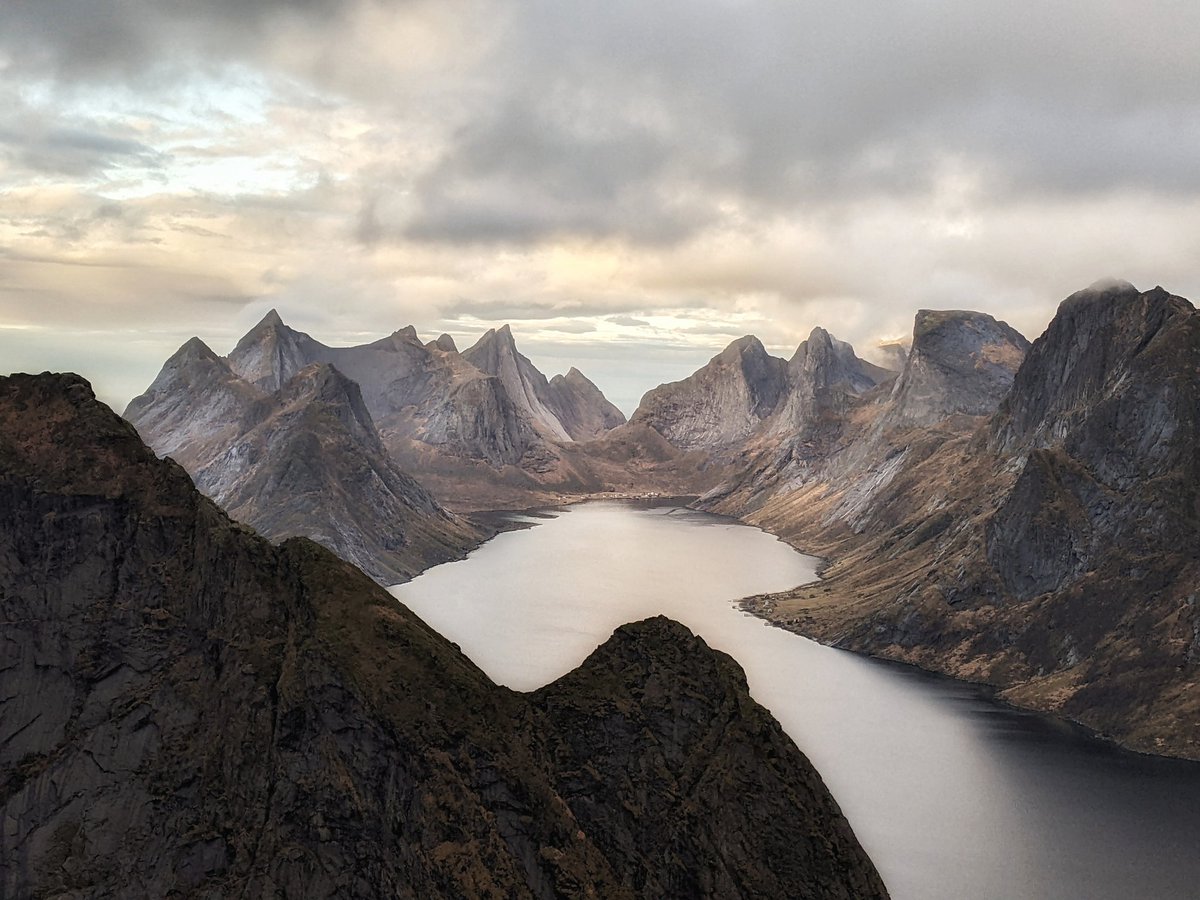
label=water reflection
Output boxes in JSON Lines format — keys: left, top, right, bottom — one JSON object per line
{"left": 391, "top": 501, "right": 1200, "bottom": 900}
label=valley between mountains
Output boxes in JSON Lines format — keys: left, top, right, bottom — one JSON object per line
{"left": 124, "top": 279, "right": 1199, "bottom": 762}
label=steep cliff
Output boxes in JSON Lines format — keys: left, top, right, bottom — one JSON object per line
{"left": 462, "top": 326, "right": 625, "bottom": 442}
{"left": 731, "top": 284, "right": 1200, "bottom": 759}
{"left": 0, "top": 372, "right": 888, "bottom": 899}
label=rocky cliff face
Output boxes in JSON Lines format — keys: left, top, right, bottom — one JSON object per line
{"left": 122, "top": 337, "right": 264, "bottom": 469}
{"left": 881, "top": 309, "right": 1029, "bottom": 428}
{"left": 462, "top": 325, "right": 575, "bottom": 442}
{"left": 724, "top": 284, "right": 1199, "bottom": 759}
{"left": 632, "top": 331, "right": 889, "bottom": 457}
{"left": 0, "top": 372, "right": 888, "bottom": 899}
{"left": 545, "top": 367, "right": 628, "bottom": 441}
{"left": 631, "top": 336, "right": 790, "bottom": 451}
{"left": 127, "top": 352, "right": 483, "bottom": 585}
{"left": 764, "top": 327, "right": 893, "bottom": 440}
{"left": 226, "top": 308, "right": 326, "bottom": 392}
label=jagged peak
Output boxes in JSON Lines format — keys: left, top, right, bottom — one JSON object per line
{"left": 392, "top": 325, "right": 420, "bottom": 344}
{"left": 718, "top": 334, "right": 767, "bottom": 362}
{"left": 433, "top": 333, "right": 458, "bottom": 353}
{"left": 173, "top": 336, "right": 223, "bottom": 364}
{"left": 257, "top": 308, "right": 284, "bottom": 329}
{"left": 806, "top": 326, "right": 832, "bottom": 346}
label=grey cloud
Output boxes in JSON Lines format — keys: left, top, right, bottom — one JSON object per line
{"left": 539, "top": 321, "right": 598, "bottom": 334}
{"left": 0, "top": 122, "right": 165, "bottom": 178}
{"left": 399, "top": 1, "right": 1200, "bottom": 245}
{"left": 606, "top": 315, "right": 651, "bottom": 328}
{"left": 0, "top": 0, "right": 353, "bottom": 79}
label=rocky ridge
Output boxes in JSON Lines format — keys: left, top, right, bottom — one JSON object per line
{"left": 0, "top": 372, "right": 888, "bottom": 899}
{"left": 631, "top": 331, "right": 891, "bottom": 455}
{"left": 126, "top": 345, "right": 482, "bottom": 584}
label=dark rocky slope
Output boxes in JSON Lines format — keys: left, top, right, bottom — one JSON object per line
{"left": 126, "top": 348, "right": 482, "bottom": 585}
{"left": 723, "top": 284, "right": 1199, "bottom": 759}
{"left": 0, "top": 372, "right": 888, "bottom": 899}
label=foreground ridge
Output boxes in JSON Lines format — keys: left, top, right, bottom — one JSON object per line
{"left": 0, "top": 372, "right": 887, "bottom": 899}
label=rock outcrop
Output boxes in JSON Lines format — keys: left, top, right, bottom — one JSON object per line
{"left": 0, "top": 372, "right": 888, "bottom": 899}
{"left": 126, "top": 351, "right": 483, "bottom": 585}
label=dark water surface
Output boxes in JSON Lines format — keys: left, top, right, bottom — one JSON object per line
{"left": 391, "top": 501, "right": 1200, "bottom": 900}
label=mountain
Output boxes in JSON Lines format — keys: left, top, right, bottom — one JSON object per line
{"left": 126, "top": 349, "right": 482, "bottom": 584}
{"left": 722, "top": 283, "right": 1199, "bottom": 759}
{"left": 545, "top": 367, "right": 628, "bottom": 441}
{"left": 631, "top": 336, "right": 790, "bottom": 451}
{"left": 764, "top": 327, "right": 894, "bottom": 439}
{"left": 122, "top": 336, "right": 264, "bottom": 470}
{"left": 0, "top": 372, "right": 888, "bottom": 899}
{"left": 462, "top": 325, "right": 627, "bottom": 442}
{"left": 632, "top": 331, "right": 892, "bottom": 456}
{"left": 879, "top": 309, "right": 1029, "bottom": 428}
{"left": 701, "top": 309, "right": 1027, "bottom": 521}
{"left": 225, "top": 311, "right": 543, "bottom": 468}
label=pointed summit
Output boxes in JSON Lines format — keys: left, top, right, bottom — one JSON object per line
{"left": 432, "top": 333, "right": 458, "bottom": 353}
{"left": 463, "top": 324, "right": 573, "bottom": 441}
{"left": 631, "top": 335, "right": 787, "bottom": 450}
{"left": 228, "top": 311, "right": 324, "bottom": 393}
{"left": 544, "top": 366, "right": 627, "bottom": 440}
{"left": 175, "top": 335, "right": 223, "bottom": 364}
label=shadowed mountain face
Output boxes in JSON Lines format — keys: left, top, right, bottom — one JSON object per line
{"left": 126, "top": 346, "right": 482, "bottom": 584}
{"left": 0, "top": 372, "right": 888, "bottom": 900}
{"left": 708, "top": 284, "right": 1200, "bottom": 759}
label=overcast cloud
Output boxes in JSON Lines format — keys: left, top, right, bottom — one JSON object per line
{"left": 2, "top": 0, "right": 1199, "bottom": 413}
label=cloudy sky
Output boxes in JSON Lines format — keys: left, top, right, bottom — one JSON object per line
{"left": 3, "top": 1, "right": 1199, "bottom": 413}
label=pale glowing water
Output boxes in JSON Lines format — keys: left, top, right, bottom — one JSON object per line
{"left": 391, "top": 501, "right": 1200, "bottom": 900}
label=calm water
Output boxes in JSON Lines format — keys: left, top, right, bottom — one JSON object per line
{"left": 391, "top": 501, "right": 1200, "bottom": 900}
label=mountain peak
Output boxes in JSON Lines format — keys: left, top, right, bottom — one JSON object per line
{"left": 392, "top": 325, "right": 420, "bottom": 344}
{"left": 807, "top": 326, "right": 832, "bottom": 346}
{"left": 885, "top": 309, "right": 1029, "bottom": 426}
{"left": 258, "top": 308, "right": 284, "bottom": 328}
{"left": 718, "top": 334, "right": 767, "bottom": 363}
{"left": 432, "top": 333, "right": 458, "bottom": 353}
{"left": 175, "top": 336, "right": 222, "bottom": 364}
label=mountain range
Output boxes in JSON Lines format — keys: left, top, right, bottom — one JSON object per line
{"left": 120, "top": 280, "right": 1199, "bottom": 759}
{"left": 699, "top": 282, "right": 1199, "bottom": 759}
